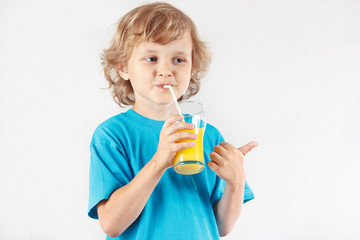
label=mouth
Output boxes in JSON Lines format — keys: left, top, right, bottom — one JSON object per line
{"left": 157, "top": 84, "right": 174, "bottom": 89}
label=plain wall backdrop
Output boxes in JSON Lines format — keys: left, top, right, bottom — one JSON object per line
{"left": 1, "top": 0, "right": 359, "bottom": 239}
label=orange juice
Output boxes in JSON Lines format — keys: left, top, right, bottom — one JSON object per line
{"left": 173, "top": 128, "right": 205, "bottom": 175}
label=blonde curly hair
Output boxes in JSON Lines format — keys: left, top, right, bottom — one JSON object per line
{"left": 101, "top": 2, "right": 212, "bottom": 107}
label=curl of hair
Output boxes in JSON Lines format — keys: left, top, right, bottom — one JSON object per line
{"left": 101, "top": 2, "right": 211, "bottom": 107}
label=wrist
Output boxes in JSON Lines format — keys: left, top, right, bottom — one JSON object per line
{"left": 225, "top": 179, "right": 245, "bottom": 192}
{"left": 150, "top": 153, "right": 171, "bottom": 173}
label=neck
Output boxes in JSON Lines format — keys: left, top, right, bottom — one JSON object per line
{"left": 132, "top": 102, "right": 170, "bottom": 121}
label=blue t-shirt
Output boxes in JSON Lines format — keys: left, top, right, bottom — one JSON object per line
{"left": 88, "top": 109, "right": 254, "bottom": 240}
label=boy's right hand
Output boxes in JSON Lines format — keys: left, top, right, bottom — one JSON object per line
{"left": 154, "top": 115, "right": 197, "bottom": 170}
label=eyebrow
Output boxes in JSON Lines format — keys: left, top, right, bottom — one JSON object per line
{"left": 173, "top": 51, "right": 188, "bottom": 56}
{"left": 141, "top": 49, "right": 158, "bottom": 54}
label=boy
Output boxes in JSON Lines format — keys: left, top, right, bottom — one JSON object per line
{"left": 88, "top": 2, "right": 258, "bottom": 239}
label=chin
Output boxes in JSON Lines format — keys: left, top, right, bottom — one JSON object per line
{"left": 154, "top": 96, "right": 174, "bottom": 105}
{"left": 157, "top": 101, "right": 172, "bottom": 106}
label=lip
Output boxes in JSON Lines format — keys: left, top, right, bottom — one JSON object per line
{"left": 157, "top": 84, "right": 173, "bottom": 89}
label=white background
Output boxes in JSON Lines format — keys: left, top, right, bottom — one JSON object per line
{"left": 1, "top": 0, "right": 359, "bottom": 239}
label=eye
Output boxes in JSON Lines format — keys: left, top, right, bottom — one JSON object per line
{"left": 173, "top": 58, "right": 185, "bottom": 63}
{"left": 145, "top": 56, "right": 157, "bottom": 62}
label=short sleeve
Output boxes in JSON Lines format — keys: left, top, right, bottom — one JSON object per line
{"left": 88, "top": 141, "right": 133, "bottom": 219}
{"left": 243, "top": 181, "right": 255, "bottom": 203}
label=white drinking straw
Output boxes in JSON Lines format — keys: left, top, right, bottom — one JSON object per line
{"left": 164, "top": 85, "right": 185, "bottom": 122}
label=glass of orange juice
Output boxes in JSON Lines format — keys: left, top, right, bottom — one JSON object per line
{"left": 168, "top": 101, "right": 206, "bottom": 175}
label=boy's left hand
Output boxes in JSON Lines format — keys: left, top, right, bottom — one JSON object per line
{"left": 208, "top": 141, "right": 258, "bottom": 185}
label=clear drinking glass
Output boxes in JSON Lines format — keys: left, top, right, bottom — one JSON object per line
{"left": 168, "top": 101, "right": 206, "bottom": 175}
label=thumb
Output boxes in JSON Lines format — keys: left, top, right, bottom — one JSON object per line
{"left": 238, "top": 141, "right": 259, "bottom": 155}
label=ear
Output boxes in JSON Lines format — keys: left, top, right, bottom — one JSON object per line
{"left": 116, "top": 63, "right": 130, "bottom": 80}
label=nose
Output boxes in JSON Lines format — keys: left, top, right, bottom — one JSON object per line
{"left": 157, "top": 62, "right": 173, "bottom": 78}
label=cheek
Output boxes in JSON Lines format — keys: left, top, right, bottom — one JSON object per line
{"left": 177, "top": 77, "right": 191, "bottom": 96}
{"left": 129, "top": 64, "right": 155, "bottom": 80}
{"left": 177, "top": 65, "right": 192, "bottom": 79}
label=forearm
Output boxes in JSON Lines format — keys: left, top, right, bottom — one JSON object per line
{"left": 97, "top": 156, "right": 166, "bottom": 238}
{"left": 214, "top": 181, "right": 245, "bottom": 237}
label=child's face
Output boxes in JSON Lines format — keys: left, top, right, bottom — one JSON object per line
{"left": 119, "top": 31, "right": 193, "bottom": 108}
